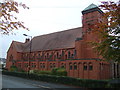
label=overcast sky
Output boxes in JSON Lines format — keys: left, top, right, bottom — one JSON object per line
{"left": 0, "top": 0, "right": 117, "bottom": 58}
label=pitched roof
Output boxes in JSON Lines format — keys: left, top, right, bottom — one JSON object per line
{"left": 12, "top": 41, "right": 25, "bottom": 52}
{"left": 83, "top": 3, "right": 98, "bottom": 11}
{"left": 82, "top": 3, "right": 103, "bottom": 14}
{"left": 13, "top": 27, "right": 82, "bottom": 52}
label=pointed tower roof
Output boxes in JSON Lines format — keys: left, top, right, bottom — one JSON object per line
{"left": 83, "top": 3, "right": 98, "bottom": 11}
{"left": 82, "top": 3, "right": 103, "bottom": 14}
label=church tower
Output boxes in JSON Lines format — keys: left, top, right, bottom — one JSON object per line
{"left": 82, "top": 3, "right": 103, "bottom": 38}
{"left": 76, "top": 4, "right": 104, "bottom": 59}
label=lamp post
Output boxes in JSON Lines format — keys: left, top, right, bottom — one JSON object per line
{"left": 23, "top": 34, "right": 32, "bottom": 74}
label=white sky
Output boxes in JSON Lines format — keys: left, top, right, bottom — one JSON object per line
{"left": 0, "top": 0, "right": 118, "bottom": 58}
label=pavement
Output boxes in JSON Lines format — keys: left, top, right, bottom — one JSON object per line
{"left": 2, "top": 75, "right": 87, "bottom": 90}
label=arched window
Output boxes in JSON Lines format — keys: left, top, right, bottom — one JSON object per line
{"left": 57, "top": 52, "right": 59, "bottom": 58}
{"left": 62, "top": 51, "right": 64, "bottom": 56}
{"left": 69, "top": 62, "right": 72, "bottom": 70}
{"left": 50, "top": 63, "right": 52, "bottom": 69}
{"left": 47, "top": 53, "right": 49, "bottom": 58}
{"left": 71, "top": 54, "right": 74, "bottom": 59}
{"left": 83, "top": 62, "right": 87, "bottom": 70}
{"left": 65, "top": 55, "right": 67, "bottom": 60}
{"left": 40, "top": 63, "right": 42, "bottom": 68}
{"left": 31, "top": 63, "right": 36, "bottom": 68}
{"left": 38, "top": 54, "right": 41, "bottom": 60}
{"left": 89, "top": 62, "right": 93, "bottom": 70}
{"left": 34, "top": 63, "right": 36, "bottom": 68}
{"left": 43, "top": 63, "right": 45, "bottom": 68}
{"left": 68, "top": 51, "right": 71, "bottom": 59}
{"left": 74, "top": 63, "right": 77, "bottom": 70}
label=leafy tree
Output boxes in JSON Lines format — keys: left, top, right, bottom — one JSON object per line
{"left": 0, "top": 0, "right": 29, "bottom": 34}
{"left": 90, "top": 1, "right": 120, "bottom": 62}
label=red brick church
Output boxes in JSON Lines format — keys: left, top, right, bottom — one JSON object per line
{"left": 6, "top": 4, "right": 112, "bottom": 80}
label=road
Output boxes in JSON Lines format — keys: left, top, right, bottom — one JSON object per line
{"left": 2, "top": 75, "right": 86, "bottom": 90}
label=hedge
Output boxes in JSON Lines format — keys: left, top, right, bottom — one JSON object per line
{"left": 31, "top": 68, "right": 67, "bottom": 76}
{"left": 51, "top": 68, "right": 67, "bottom": 76}
{"left": 32, "top": 70, "right": 52, "bottom": 75}
{"left": 2, "top": 70, "right": 109, "bottom": 88}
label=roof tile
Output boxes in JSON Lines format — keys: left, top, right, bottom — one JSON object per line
{"left": 13, "top": 27, "right": 82, "bottom": 52}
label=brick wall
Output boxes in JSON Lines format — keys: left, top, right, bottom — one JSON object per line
{"left": 6, "top": 5, "right": 111, "bottom": 80}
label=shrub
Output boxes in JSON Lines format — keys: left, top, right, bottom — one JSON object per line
{"left": 32, "top": 68, "right": 67, "bottom": 76}
{"left": 32, "top": 69, "right": 39, "bottom": 74}
{"left": 51, "top": 68, "right": 67, "bottom": 76}
{"left": 32, "top": 70, "right": 52, "bottom": 75}
{"left": 18, "top": 68, "right": 25, "bottom": 72}
{"left": 38, "top": 71, "right": 52, "bottom": 75}
{"left": 10, "top": 65, "right": 18, "bottom": 72}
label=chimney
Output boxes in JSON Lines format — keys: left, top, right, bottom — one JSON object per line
{"left": 25, "top": 38, "right": 30, "bottom": 43}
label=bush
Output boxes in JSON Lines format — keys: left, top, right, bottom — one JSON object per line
{"left": 32, "top": 70, "right": 52, "bottom": 75}
{"left": 38, "top": 71, "right": 52, "bottom": 75}
{"left": 32, "top": 68, "right": 67, "bottom": 76}
{"left": 9, "top": 65, "right": 25, "bottom": 73}
{"left": 51, "top": 68, "right": 67, "bottom": 76}
{"left": 18, "top": 68, "right": 25, "bottom": 72}
{"left": 32, "top": 69, "right": 39, "bottom": 74}
{"left": 10, "top": 65, "right": 18, "bottom": 72}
